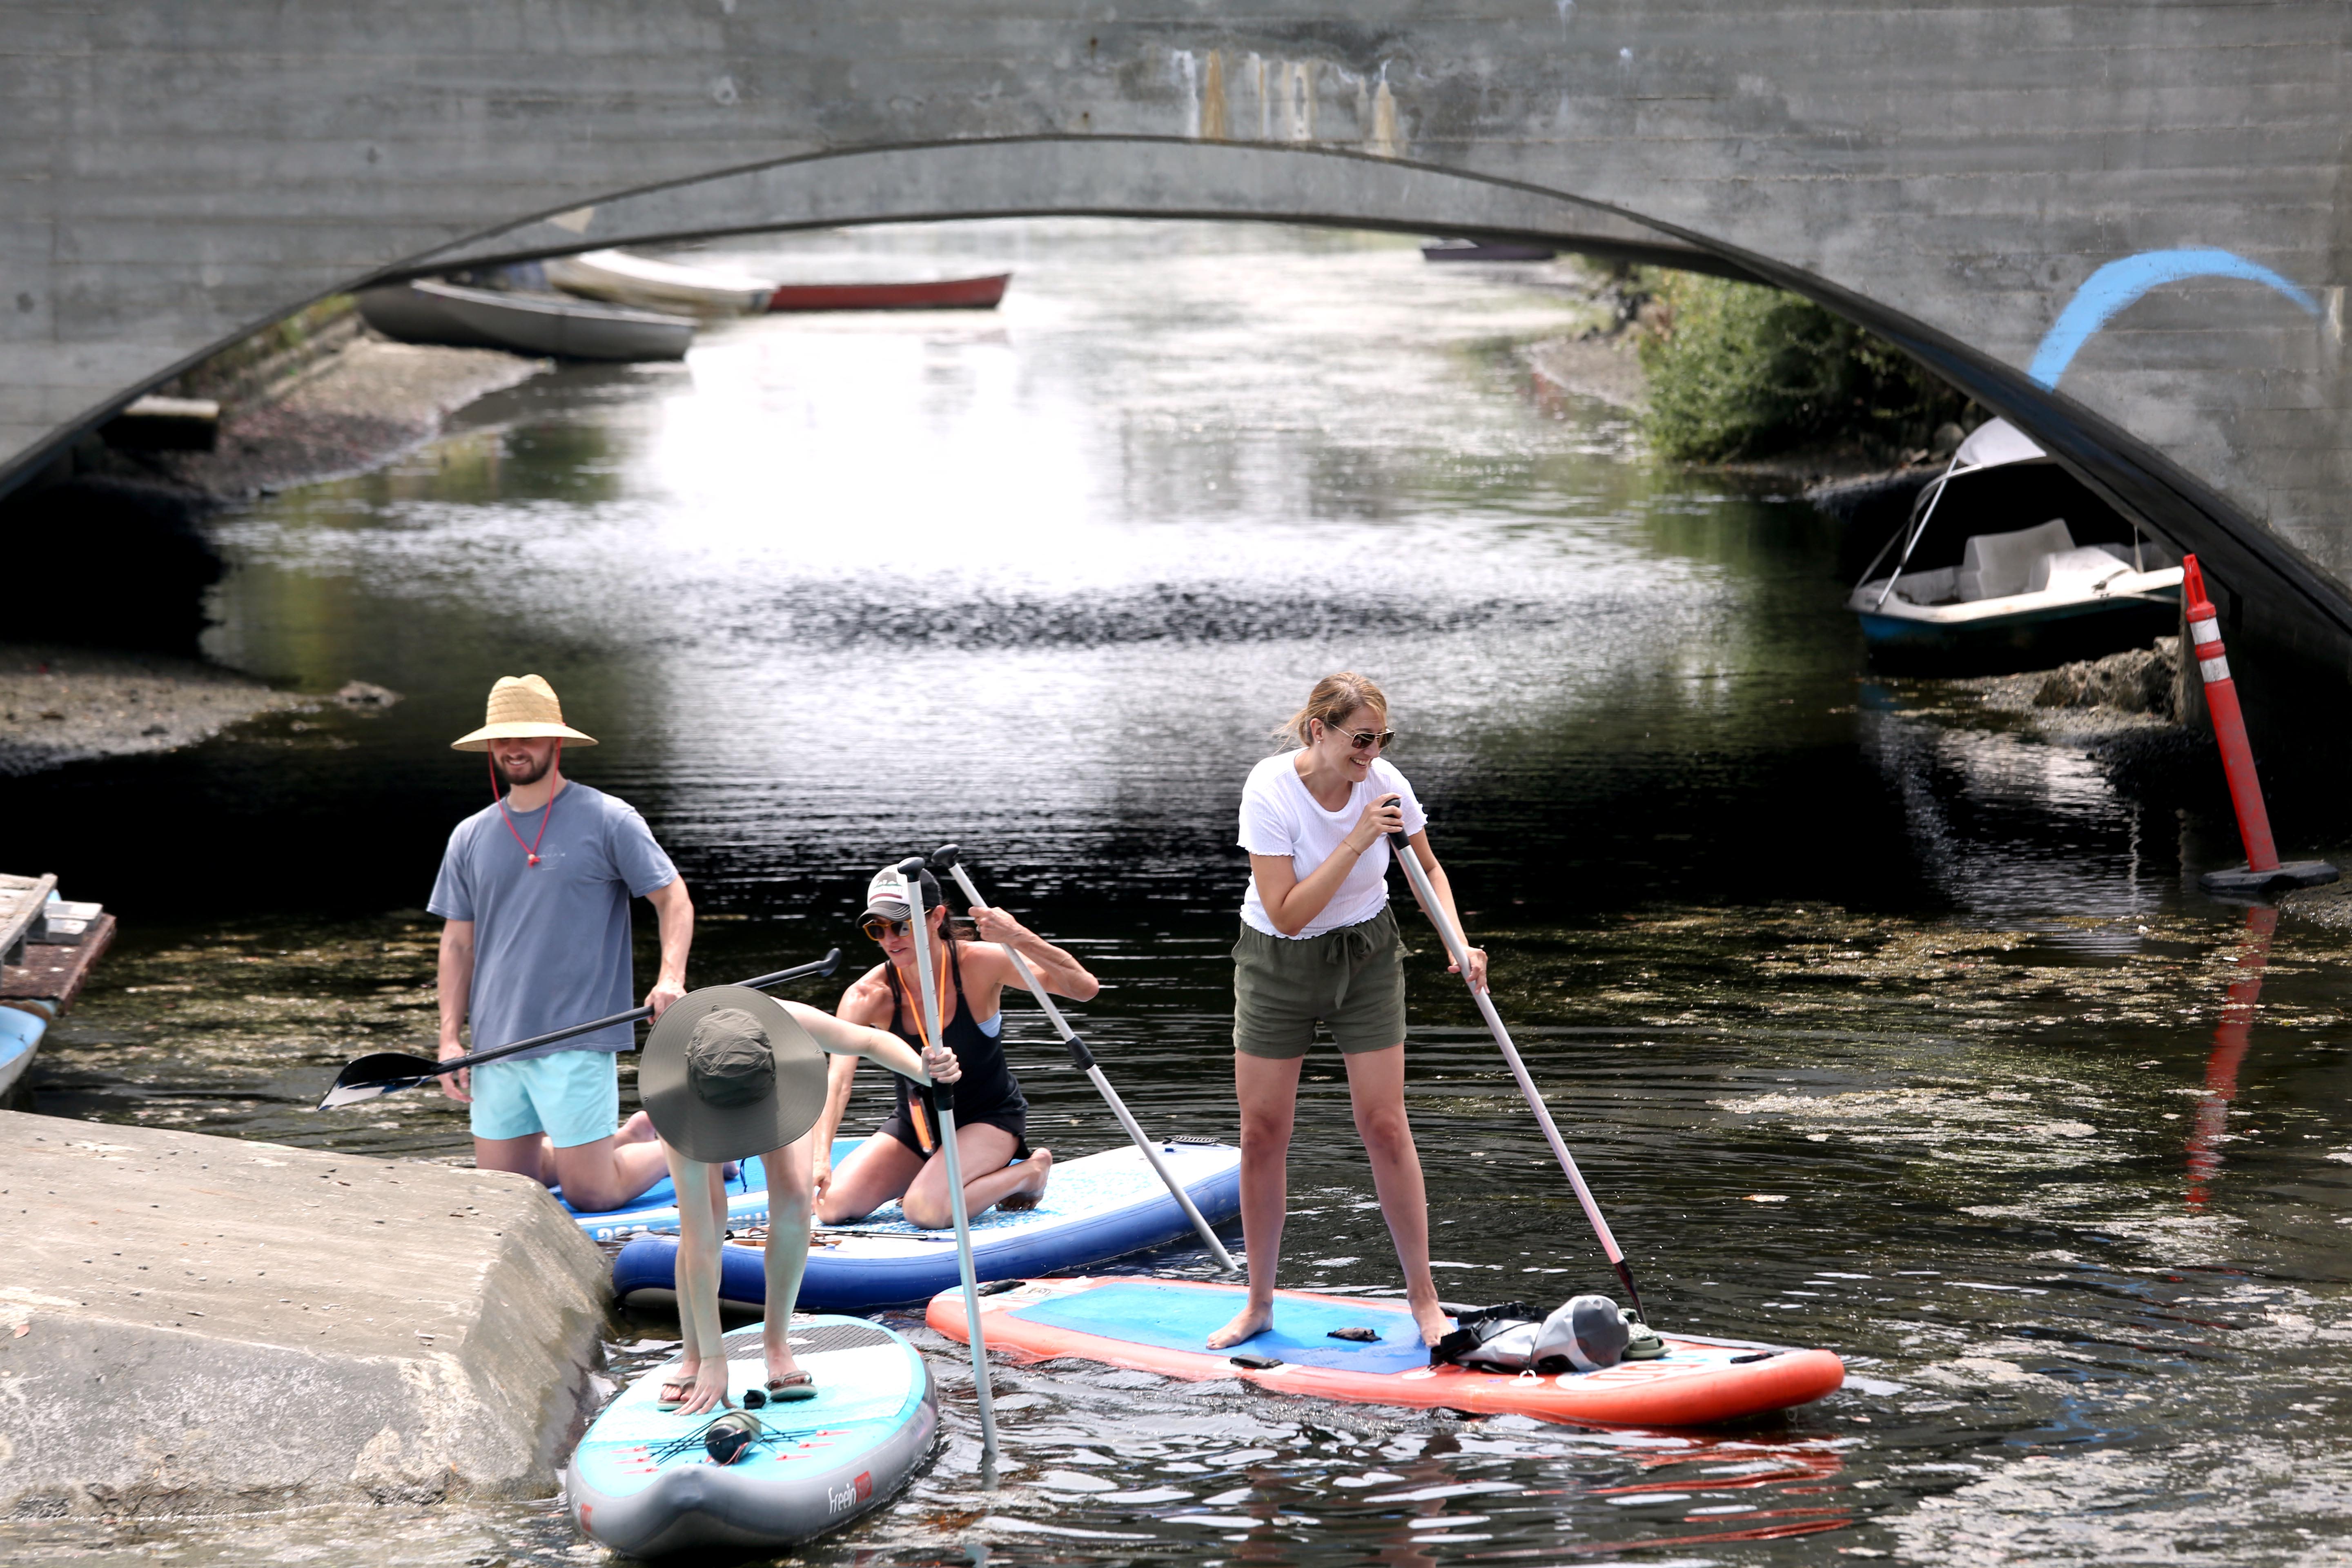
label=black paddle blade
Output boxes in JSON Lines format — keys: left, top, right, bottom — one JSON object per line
{"left": 316, "top": 1051, "right": 448, "bottom": 1109}
{"left": 1612, "top": 1258, "right": 1648, "bottom": 1324}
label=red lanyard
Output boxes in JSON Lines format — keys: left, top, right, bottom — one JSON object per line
{"left": 489, "top": 742, "right": 561, "bottom": 866}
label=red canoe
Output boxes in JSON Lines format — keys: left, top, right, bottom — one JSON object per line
{"left": 766, "top": 273, "right": 1011, "bottom": 312}
{"left": 930, "top": 1276, "right": 1845, "bottom": 1429}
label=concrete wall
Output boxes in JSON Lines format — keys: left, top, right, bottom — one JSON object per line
{"left": 4, "top": 3, "right": 2346, "bottom": 671}
{"left": 0, "top": 1111, "right": 610, "bottom": 1516}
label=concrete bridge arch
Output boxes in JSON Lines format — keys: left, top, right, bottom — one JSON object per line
{"left": 7, "top": 4, "right": 2346, "bottom": 679}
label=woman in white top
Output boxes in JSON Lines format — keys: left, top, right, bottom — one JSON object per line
{"left": 1207, "top": 670, "right": 1488, "bottom": 1350}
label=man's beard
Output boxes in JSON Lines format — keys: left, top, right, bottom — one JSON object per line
{"left": 497, "top": 750, "right": 552, "bottom": 787}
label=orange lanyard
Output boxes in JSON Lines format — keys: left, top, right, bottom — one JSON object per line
{"left": 891, "top": 940, "right": 954, "bottom": 1054}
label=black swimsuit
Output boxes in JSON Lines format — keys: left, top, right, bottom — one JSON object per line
{"left": 874, "top": 938, "right": 1030, "bottom": 1159}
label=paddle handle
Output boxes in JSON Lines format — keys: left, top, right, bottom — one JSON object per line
{"left": 935, "top": 851, "right": 1240, "bottom": 1274}
{"left": 1385, "top": 832, "right": 1644, "bottom": 1318}
{"left": 902, "top": 857, "right": 999, "bottom": 1467}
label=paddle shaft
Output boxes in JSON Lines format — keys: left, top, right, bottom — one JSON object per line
{"left": 901, "top": 859, "right": 1000, "bottom": 1466}
{"left": 934, "top": 852, "right": 1240, "bottom": 1273}
{"left": 369, "top": 952, "right": 840, "bottom": 1089}
{"left": 1386, "top": 831, "right": 1646, "bottom": 1319}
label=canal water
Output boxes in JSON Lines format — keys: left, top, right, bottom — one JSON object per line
{"left": 9, "top": 220, "right": 2352, "bottom": 1566}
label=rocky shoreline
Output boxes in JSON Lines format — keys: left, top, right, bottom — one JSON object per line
{"left": 2, "top": 328, "right": 523, "bottom": 772}
{"left": 0, "top": 644, "right": 399, "bottom": 776}
{"left": 146, "top": 335, "right": 545, "bottom": 500}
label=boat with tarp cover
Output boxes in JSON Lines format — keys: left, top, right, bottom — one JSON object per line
{"left": 1847, "top": 417, "right": 2183, "bottom": 670}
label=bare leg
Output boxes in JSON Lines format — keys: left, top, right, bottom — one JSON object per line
{"left": 1343, "top": 1043, "right": 1446, "bottom": 1345}
{"left": 761, "top": 1137, "right": 815, "bottom": 1385}
{"left": 477, "top": 1131, "right": 670, "bottom": 1213}
{"left": 665, "top": 1150, "right": 734, "bottom": 1416}
{"left": 898, "top": 1122, "right": 1029, "bottom": 1231}
{"left": 815, "top": 1135, "right": 924, "bottom": 1225}
{"left": 1206, "top": 1052, "right": 1302, "bottom": 1349}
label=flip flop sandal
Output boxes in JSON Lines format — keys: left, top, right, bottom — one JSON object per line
{"left": 655, "top": 1378, "right": 694, "bottom": 1412}
{"left": 765, "top": 1370, "right": 818, "bottom": 1402}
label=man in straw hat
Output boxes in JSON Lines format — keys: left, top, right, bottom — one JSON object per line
{"left": 429, "top": 674, "right": 693, "bottom": 1212}
{"left": 640, "top": 982, "right": 953, "bottom": 1415}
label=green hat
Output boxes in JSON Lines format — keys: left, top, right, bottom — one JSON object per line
{"left": 639, "top": 986, "right": 826, "bottom": 1164}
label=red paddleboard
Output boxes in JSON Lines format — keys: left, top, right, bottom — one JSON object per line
{"left": 765, "top": 274, "right": 1010, "bottom": 312}
{"left": 930, "top": 1276, "right": 1843, "bottom": 1428}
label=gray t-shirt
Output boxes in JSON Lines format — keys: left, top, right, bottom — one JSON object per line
{"left": 428, "top": 782, "right": 678, "bottom": 1058}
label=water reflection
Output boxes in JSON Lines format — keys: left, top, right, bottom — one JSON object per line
{"left": 1859, "top": 684, "right": 2161, "bottom": 930}
{"left": 2186, "top": 905, "right": 2278, "bottom": 1209}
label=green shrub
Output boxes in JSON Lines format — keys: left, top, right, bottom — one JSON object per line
{"left": 1636, "top": 272, "right": 1967, "bottom": 462}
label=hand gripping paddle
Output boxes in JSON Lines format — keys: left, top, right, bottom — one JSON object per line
{"left": 314, "top": 949, "right": 844, "bottom": 1110}
{"left": 930, "top": 844, "right": 1239, "bottom": 1272}
{"left": 1385, "top": 829, "right": 1649, "bottom": 1321}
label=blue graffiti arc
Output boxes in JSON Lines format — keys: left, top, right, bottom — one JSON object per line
{"left": 2030, "top": 247, "right": 2322, "bottom": 390}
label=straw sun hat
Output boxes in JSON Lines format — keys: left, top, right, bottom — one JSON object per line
{"left": 451, "top": 673, "right": 599, "bottom": 751}
{"left": 639, "top": 987, "right": 829, "bottom": 1164}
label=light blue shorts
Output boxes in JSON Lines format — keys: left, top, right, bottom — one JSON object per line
{"left": 469, "top": 1050, "right": 620, "bottom": 1148}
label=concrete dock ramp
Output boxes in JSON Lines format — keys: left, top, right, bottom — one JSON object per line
{"left": 0, "top": 1109, "right": 610, "bottom": 1518}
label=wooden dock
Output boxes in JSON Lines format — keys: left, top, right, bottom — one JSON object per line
{"left": 1, "top": 913, "right": 117, "bottom": 1011}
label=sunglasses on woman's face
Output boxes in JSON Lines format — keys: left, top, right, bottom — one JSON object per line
{"left": 862, "top": 916, "right": 909, "bottom": 942}
{"left": 1324, "top": 725, "right": 1395, "bottom": 752}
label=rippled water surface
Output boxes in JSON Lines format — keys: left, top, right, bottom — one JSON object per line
{"left": 9, "top": 221, "right": 2352, "bottom": 1566}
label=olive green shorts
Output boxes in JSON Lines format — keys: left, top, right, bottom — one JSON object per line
{"left": 1232, "top": 905, "right": 1407, "bottom": 1058}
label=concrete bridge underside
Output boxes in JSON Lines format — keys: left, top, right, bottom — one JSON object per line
{"left": 8, "top": 3, "right": 2348, "bottom": 683}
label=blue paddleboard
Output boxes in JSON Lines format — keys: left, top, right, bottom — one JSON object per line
{"left": 561, "top": 1153, "right": 779, "bottom": 1243}
{"left": 612, "top": 1138, "right": 1242, "bottom": 1311}
{"left": 566, "top": 1316, "right": 935, "bottom": 1556}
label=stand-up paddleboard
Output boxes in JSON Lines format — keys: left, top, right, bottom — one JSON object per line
{"left": 613, "top": 1138, "right": 1242, "bottom": 1311}
{"left": 931, "top": 1277, "right": 1844, "bottom": 1428}
{"left": 567, "top": 1316, "right": 935, "bottom": 1557}
{"left": 563, "top": 1154, "right": 776, "bottom": 1243}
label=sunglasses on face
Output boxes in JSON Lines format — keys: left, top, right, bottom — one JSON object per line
{"left": 1321, "top": 724, "right": 1395, "bottom": 752}
{"left": 862, "top": 916, "right": 909, "bottom": 942}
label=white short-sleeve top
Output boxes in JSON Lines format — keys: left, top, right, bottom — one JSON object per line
{"left": 1237, "top": 753, "right": 1428, "bottom": 938}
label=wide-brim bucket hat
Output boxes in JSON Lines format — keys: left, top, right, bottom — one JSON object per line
{"left": 451, "top": 673, "right": 598, "bottom": 751}
{"left": 639, "top": 986, "right": 827, "bottom": 1164}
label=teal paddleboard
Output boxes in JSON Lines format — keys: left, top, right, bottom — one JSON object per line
{"left": 566, "top": 1316, "right": 935, "bottom": 1555}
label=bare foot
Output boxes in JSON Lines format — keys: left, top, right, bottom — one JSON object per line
{"left": 1411, "top": 1298, "right": 1451, "bottom": 1347}
{"left": 1205, "top": 1301, "right": 1274, "bottom": 1349}
{"left": 998, "top": 1148, "right": 1053, "bottom": 1211}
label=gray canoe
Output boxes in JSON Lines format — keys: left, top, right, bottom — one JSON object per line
{"left": 355, "top": 278, "right": 694, "bottom": 361}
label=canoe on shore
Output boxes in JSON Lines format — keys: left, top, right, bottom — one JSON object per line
{"left": 610, "top": 1137, "right": 1243, "bottom": 1311}
{"left": 933, "top": 1276, "right": 1846, "bottom": 1429}
{"left": 1422, "top": 239, "right": 1557, "bottom": 262}
{"left": 545, "top": 249, "right": 776, "bottom": 316}
{"left": 766, "top": 273, "right": 1010, "bottom": 312}
{"left": 355, "top": 279, "right": 694, "bottom": 361}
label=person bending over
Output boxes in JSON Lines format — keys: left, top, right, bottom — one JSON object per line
{"left": 810, "top": 864, "right": 1099, "bottom": 1229}
{"left": 430, "top": 674, "right": 689, "bottom": 1213}
{"left": 644, "top": 985, "right": 955, "bottom": 1417}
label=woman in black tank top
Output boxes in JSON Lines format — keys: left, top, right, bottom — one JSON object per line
{"left": 812, "top": 862, "right": 1100, "bottom": 1232}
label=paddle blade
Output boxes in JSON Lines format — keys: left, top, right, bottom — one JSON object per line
{"left": 316, "top": 1051, "right": 446, "bottom": 1110}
